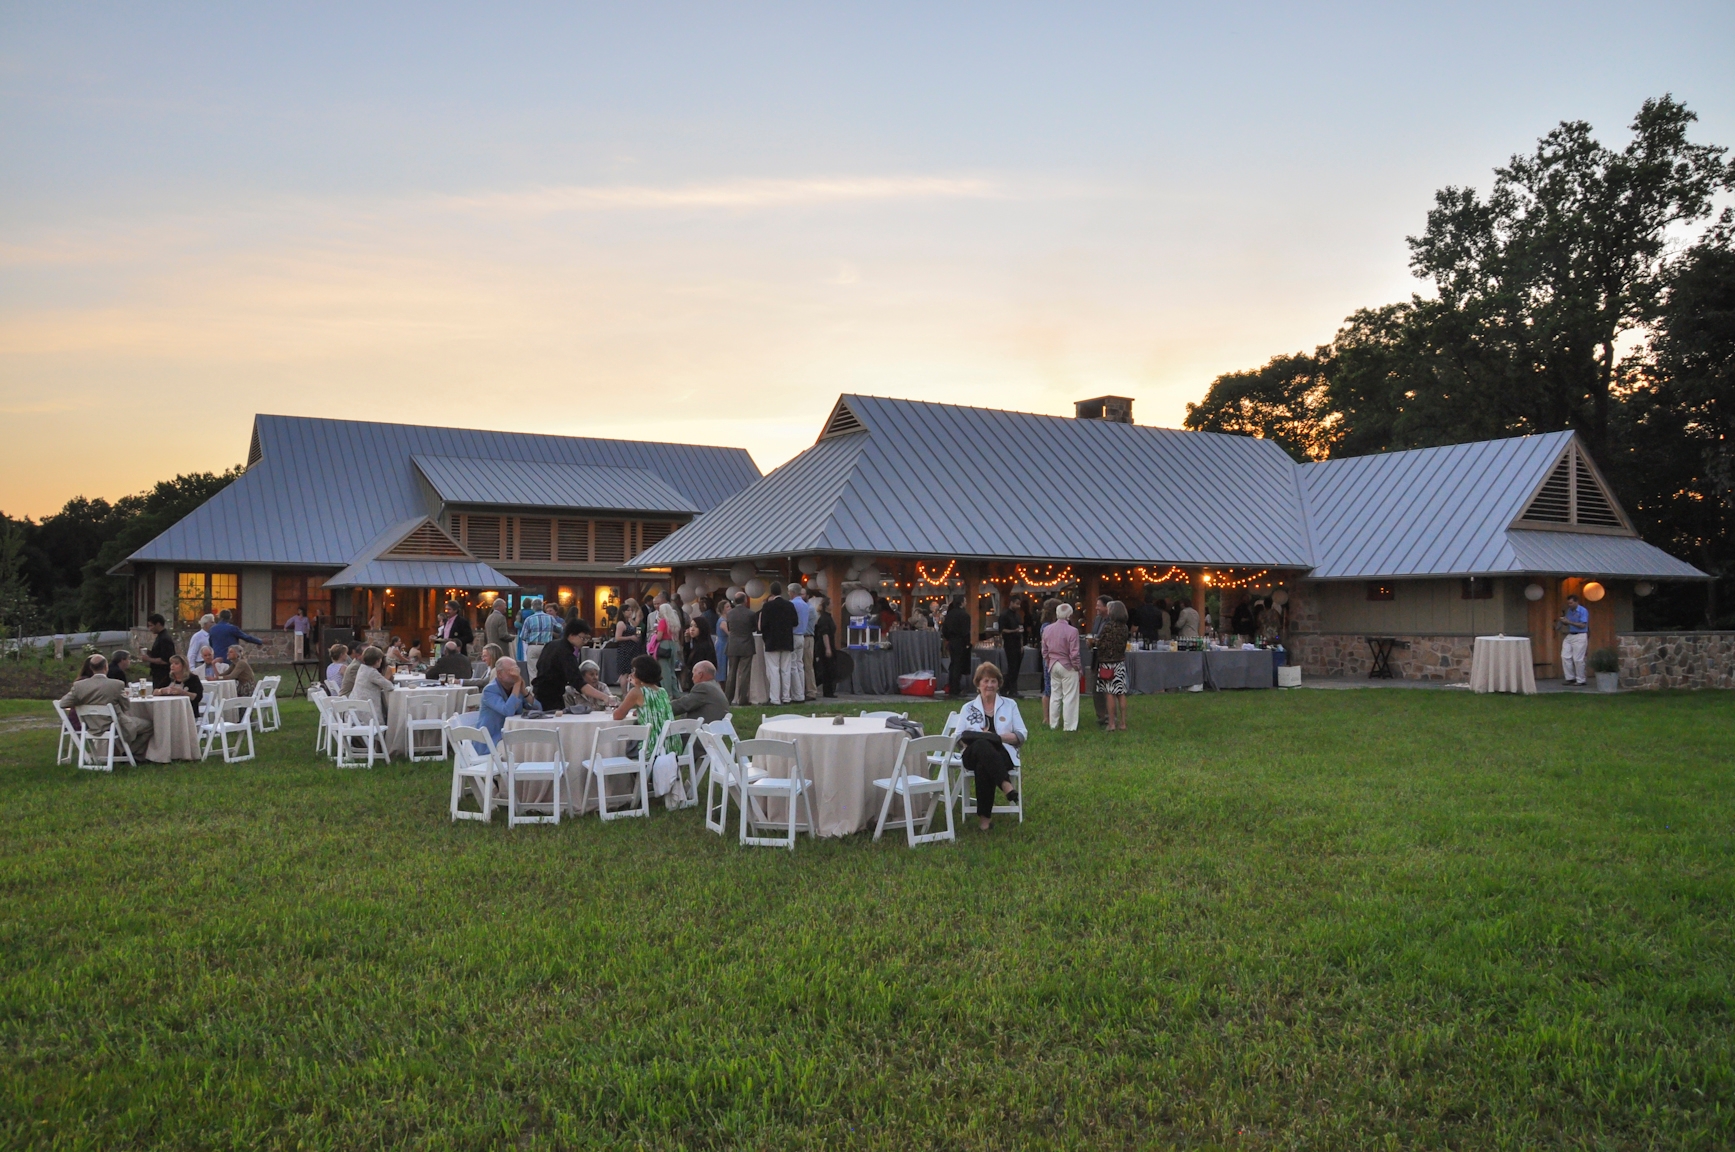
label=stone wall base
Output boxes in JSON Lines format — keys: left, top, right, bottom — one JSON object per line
{"left": 1289, "top": 633, "right": 1475, "bottom": 681}
{"left": 129, "top": 627, "right": 309, "bottom": 663}
{"left": 1617, "top": 633, "right": 1734, "bottom": 690}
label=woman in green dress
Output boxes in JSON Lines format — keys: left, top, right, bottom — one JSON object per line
{"left": 612, "top": 653, "right": 676, "bottom": 757}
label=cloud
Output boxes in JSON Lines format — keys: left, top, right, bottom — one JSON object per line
{"left": 441, "top": 176, "right": 1001, "bottom": 214}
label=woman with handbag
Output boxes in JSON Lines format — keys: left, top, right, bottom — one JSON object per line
{"left": 1095, "top": 600, "right": 1131, "bottom": 731}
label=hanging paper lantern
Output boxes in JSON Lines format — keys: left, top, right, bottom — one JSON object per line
{"left": 858, "top": 565, "right": 882, "bottom": 589}
{"left": 726, "top": 586, "right": 742, "bottom": 599}
{"left": 1582, "top": 581, "right": 1605, "bottom": 602}
{"left": 1524, "top": 583, "right": 1545, "bottom": 602}
{"left": 845, "top": 588, "right": 875, "bottom": 615}
{"left": 744, "top": 577, "right": 767, "bottom": 599}
{"left": 730, "top": 561, "right": 756, "bottom": 586}
{"left": 1271, "top": 588, "right": 1289, "bottom": 606}
{"left": 798, "top": 556, "right": 821, "bottom": 575}
{"left": 811, "top": 570, "right": 829, "bottom": 592}
{"left": 1634, "top": 581, "right": 1654, "bottom": 598}
{"left": 852, "top": 554, "right": 873, "bottom": 572}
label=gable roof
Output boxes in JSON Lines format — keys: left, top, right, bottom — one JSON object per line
{"left": 633, "top": 394, "right": 1315, "bottom": 569}
{"left": 632, "top": 396, "right": 1706, "bottom": 581}
{"left": 124, "top": 414, "right": 759, "bottom": 568}
{"left": 410, "top": 455, "right": 698, "bottom": 515}
{"left": 322, "top": 516, "right": 516, "bottom": 589}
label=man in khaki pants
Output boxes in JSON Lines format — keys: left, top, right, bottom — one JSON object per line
{"left": 1041, "top": 602, "right": 1082, "bottom": 731}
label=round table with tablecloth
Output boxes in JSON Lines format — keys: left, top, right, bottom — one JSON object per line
{"left": 384, "top": 684, "right": 472, "bottom": 755}
{"left": 504, "top": 711, "right": 637, "bottom": 814}
{"left": 753, "top": 714, "right": 911, "bottom": 837}
{"left": 1471, "top": 635, "right": 1537, "bottom": 695}
{"left": 129, "top": 695, "right": 200, "bottom": 762}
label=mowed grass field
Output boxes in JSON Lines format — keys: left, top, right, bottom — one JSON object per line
{"left": 1, "top": 689, "right": 1731, "bottom": 1150}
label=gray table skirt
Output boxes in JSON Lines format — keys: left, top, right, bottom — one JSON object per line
{"left": 1083, "top": 647, "right": 1278, "bottom": 691}
{"left": 836, "top": 647, "right": 900, "bottom": 695}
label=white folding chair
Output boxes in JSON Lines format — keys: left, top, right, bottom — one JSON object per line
{"left": 499, "top": 728, "right": 566, "bottom": 827}
{"left": 202, "top": 695, "right": 257, "bottom": 763}
{"left": 447, "top": 723, "right": 500, "bottom": 822}
{"left": 579, "top": 723, "right": 652, "bottom": 821}
{"left": 661, "top": 718, "right": 704, "bottom": 809}
{"left": 332, "top": 699, "right": 389, "bottom": 768}
{"left": 53, "top": 701, "right": 81, "bottom": 765}
{"left": 463, "top": 691, "right": 482, "bottom": 713}
{"left": 252, "top": 676, "right": 282, "bottom": 733}
{"left": 873, "top": 733, "right": 960, "bottom": 846}
{"left": 308, "top": 687, "right": 342, "bottom": 756}
{"left": 404, "top": 694, "right": 450, "bottom": 762}
{"left": 859, "top": 710, "right": 908, "bottom": 721}
{"left": 699, "top": 728, "right": 751, "bottom": 835}
{"left": 75, "top": 705, "right": 136, "bottom": 772}
{"left": 953, "top": 733, "right": 1024, "bottom": 824}
{"left": 735, "top": 737, "right": 816, "bottom": 850}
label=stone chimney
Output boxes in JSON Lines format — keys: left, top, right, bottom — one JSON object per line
{"left": 1074, "top": 395, "right": 1133, "bottom": 424}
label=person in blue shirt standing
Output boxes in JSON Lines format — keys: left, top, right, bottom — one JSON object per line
{"left": 1558, "top": 593, "right": 1590, "bottom": 685}
{"left": 790, "top": 583, "right": 814, "bottom": 701}
{"left": 206, "top": 610, "right": 262, "bottom": 666}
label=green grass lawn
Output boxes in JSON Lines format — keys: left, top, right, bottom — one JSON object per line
{"left": 1, "top": 690, "right": 1731, "bottom": 1150}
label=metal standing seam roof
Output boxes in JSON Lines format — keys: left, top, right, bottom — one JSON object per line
{"left": 410, "top": 455, "right": 699, "bottom": 515}
{"left": 632, "top": 396, "right": 1708, "bottom": 581}
{"left": 323, "top": 560, "right": 519, "bottom": 590}
{"left": 632, "top": 394, "right": 1315, "bottom": 569}
{"left": 124, "top": 414, "right": 760, "bottom": 568}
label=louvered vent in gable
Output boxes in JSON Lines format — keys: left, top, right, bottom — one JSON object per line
{"left": 640, "top": 521, "right": 675, "bottom": 550}
{"left": 1572, "top": 454, "right": 1622, "bottom": 527}
{"left": 1520, "top": 454, "right": 1572, "bottom": 523}
{"left": 386, "top": 521, "right": 468, "bottom": 558}
{"left": 463, "top": 515, "right": 502, "bottom": 560}
{"left": 557, "top": 519, "right": 590, "bottom": 563}
{"left": 593, "top": 520, "right": 627, "bottom": 564}
{"left": 246, "top": 425, "right": 263, "bottom": 469}
{"left": 819, "top": 398, "right": 865, "bottom": 440}
{"left": 517, "top": 517, "right": 552, "bottom": 561}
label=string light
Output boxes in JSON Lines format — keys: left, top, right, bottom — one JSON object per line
{"left": 1206, "top": 569, "right": 1272, "bottom": 590}
{"left": 1014, "top": 564, "right": 1075, "bottom": 588}
{"left": 916, "top": 560, "right": 958, "bottom": 585}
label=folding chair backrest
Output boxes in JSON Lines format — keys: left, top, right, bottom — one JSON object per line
{"left": 497, "top": 727, "right": 560, "bottom": 767}
{"left": 695, "top": 728, "right": 732, "bottom": 774}
{"left": 55, "top": 701, "right": 80, "bottom": 733}
{"left": 463, "top": 692, "right": 482, "bottom": 712}
{"left": 735, "top": 737, "right": 801, "bottom": 786}
{"left": 662, "top": 718, "right": 701, "bottom": 756}
{"left": 448, "top": 724, "right": 495, "bottom": 768}
{"left": 406, "top": 695, "right": 446, "bottom": 720}
{"left": 901, "top": 734, "right": 958, "bottom": 781}
{"left": 220, "top": 695, "right": 253, "bottom": 723}
{"left": 595, "top": 723, "right": 650, "bottom": 762}
{"left": 939, "top": 711, "right": 962, "bottom": 737}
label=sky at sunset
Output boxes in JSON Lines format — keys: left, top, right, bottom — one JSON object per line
{"left": 3, "top": 2, "right": 1732, "bottom": 518}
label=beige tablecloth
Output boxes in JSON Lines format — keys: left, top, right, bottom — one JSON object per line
{"left": 504, "top": 711, "right": 637, "bottom": 814}
{"left": 384, "top": 684, "right": 472, "bottom": 755}
{"left": 1471, "top": 635, "right": 1537, "bottom": 695}
{"left": 753, "top": 714, "right": 910, "bottom": 837}
{"left": 203, "top": 679, "right": 239, "bottom": 709}
{"left": 131, "top": 696, "right": 199, "bottom": 762}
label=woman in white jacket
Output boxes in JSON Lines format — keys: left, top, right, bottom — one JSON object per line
{"left": 957, "top": 662, "right": 1026, "bottom": 831}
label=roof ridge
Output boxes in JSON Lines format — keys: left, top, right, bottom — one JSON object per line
{"left": 254, "top": 412, "right": 754, "bottom": 459}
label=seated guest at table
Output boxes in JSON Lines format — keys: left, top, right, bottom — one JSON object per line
{"left": 810, "top": 592, "right": 837, "bottom": 698}
{"left": 340, "top": 647, "right": 372, "bottom": 696}
{"left": 219, "top": 645, "right": 256, "bottom": 697}
{"left": 206, "top": 609, "right": 262, "bottom": 665}
{"left": 958, "top": 662, "right": 1025, "bottom": 831}
{"left": 575, "top": 660, "right": 615, "bottom": 708}
{"left": 348, "top": 647, "right": 394, "bottom": 722}
{"left": 476, "top": 643, "right": 504, "bottom": 688}
{"left": 385, "top": 637, "right": 406, "bottom": 665}
{"left": 1096, "top": 601, "right": 1131, "bottom": 731}
{"left": 430, "top": 640, "right": 471, "bottom": 681}
{"left": 107, "top": 650, "right": 134, "bottom": 682}
{"left": 60, "top": 655, "right": 153, "bottom": 746}
{"left": 670, "top": 660, "right": 728, "bottom": 723}
{"left": 76, "top": 654, "right": 102, "bottom": 680}
{"left": 143, "top": 613, "right": 176, "bottom": 689}
{"left": 158, "top": 654, "right": 205, "bottom": 713}
{"left": 406, "top": 645, "right": 424, "bottom": 667}
{"left": 185, "top": 613, "right": 215, "bottom": 675}
{"left": 325, "top": 644, "right": 349, "bottom": 692}
{"left": 195, "top": 644, "right": 224, "bottom": 680}
{"left": 723, "top": 593, "right": 756, "bottom": 706}
{"left": 532, "top": 619, "right": 588, "bottom": 712}
{"left": 478, "top": 656, "right": 530, "bottom": 743}
{"left": 613, "top": 654, "right": 676, "bottom": 760}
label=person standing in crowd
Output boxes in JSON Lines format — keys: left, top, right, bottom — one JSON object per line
{"left": 206, "top": 610, "right": 261, "bottom": 668}
{"left": 520, "top": 596, "right": 558, "bottom": 670}
{"left": 106, "top": 650, "right": 133, "bottom": 682}
{"left": 533, "top": 619, "right": 589, "bottom": 711}
{"left": 143, "top": 613, "right": 176, "bottom": 690}
{"left": 670, "top": 660, "right": 729, "bottom": 722}
{"left": 185, "top": 613, "right": 214, "bottom": 673}
{"left": 997, "top": 593, "right": 1026, "bottom": 700}
{"left": 484, "top": 598, "right": 514, "bottom": 654}
{"left": 942, "top": 594, "right": 973, "bottom": 699}
{"left": 650, "top": 593, "right": 683, "bottom": 693}
{"left": 1096, "top": 601, "right": 1132, "bottom": 731}
{"left": 219, "top": 644, "right": 256, "bottom": 697}
{"left": 1175, "top": 598, "right": 1201, "bottom": 640}
{"left": 1134, "top": 593, "right": 1164, "bottom": 644}
{"left": 478, "top": 656, "right": 530, "bottom": 744}
{"left": 1042, "top": 602, "right": 1082, "bottom": 731}
{"left": 1089, "top": 593, "right": 1112, "bottom": 729}
{"left": 61, "top": 654, "right": 153, "bottom": 747}
{"left": 437, "top": 600, "right": 474, "bottom": 655}
{"left": 1558, "top": 593, "right": 1590, "bottom": 685}
{"left": 958, "top": 662, "right": 1026, "bottom": 832}
{"left": 756, "top": 583, "right": 799, "bottom": 706}
{"left": 810, "top": 592, "right": 838, "bottom": 698}
{"left": 513, "top": 596, "right": 537, "bottom": 662}
{"left": 284, "top": 605, "right": 310, "bottom": 634}
{"left": 324, "top": 644, "right": 349, "bottom": 692}
{"left": 1038, "top": 598, "right": 1060, "bottom": 718}
{"left": 1231, "top": 597, "right": 1256, "bottom": 642}
{"left": 683, "top": 610, "right": 717, "bottom": 689}
{"left": 790, "top": 583, "right": 814, "bottom": 701}
{"left": 703, "top": 592, "right": 727, "bottom": 688}
{"left": 724, "top": 592, "right": 757, "bottom": 705}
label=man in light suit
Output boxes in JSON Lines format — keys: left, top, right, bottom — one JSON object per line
{"left": 59, "top": 656, "right": 152, "bottom": 747}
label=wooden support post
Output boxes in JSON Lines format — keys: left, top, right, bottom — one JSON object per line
{"left": 1192, "top": 569, "right": 1208, "bottom": 628}
{"left": 900, "top": 560, "right": 913, "bottom": 622}
{"left": 965, "top": 562, "right": 982, "bottom": 643}
{"left": 1083, "top": 566, "right": 1102, "bottom": 632}
{"left": 826, "top": 558, "right": 847, "bottom": 636}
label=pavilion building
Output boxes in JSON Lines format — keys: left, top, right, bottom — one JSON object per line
{"left": 628, "top": 395, "right": 1708, "bottom": 683}
{"left": 117, "top": 414, "right": 759, "bottom": 656}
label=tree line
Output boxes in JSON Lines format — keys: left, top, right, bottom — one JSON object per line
{"left": 0, "top": 470, "right": 239, "bottom": 640}
{"left": 1184, "top": 96, "right": 1734, "bottom": 628}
